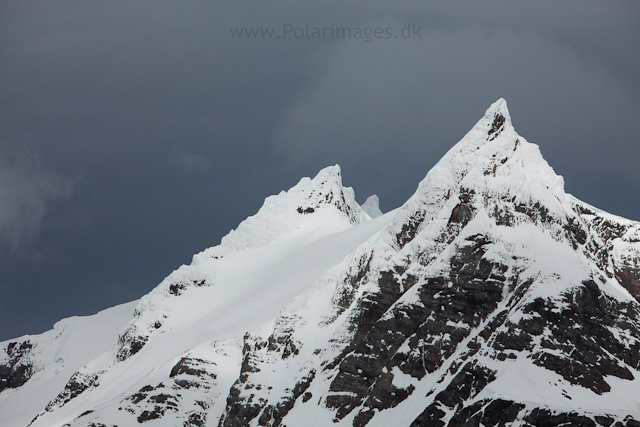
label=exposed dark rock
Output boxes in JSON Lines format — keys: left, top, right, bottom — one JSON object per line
{"left": 487, "top": 113, "right": 506, "bottom": 140}
{"left": 120, "top": 384, "right": 181, "bottom": 424}
{"left": 514, "top": 200, "right": 554, "bottom": 226}
{"left": 614, "top": 263, "right": 640, "bottom": 302}
{"left": 447, "top": 398, "right": 524, "bottom": 426}
{"left": 595, "top": 415, "right": 615, "bottom": 426}
{"left": 624, "top": 416, "right": 640, "bottom": 427}
{"left": 116, "top": 327, "right": 148, "bottom": 362}
{"left": 174, "top": 379, "right": 200, "bottom": 389}
{"left": 168, "top": 279, "right": 212, "bottom": 297}
{"left": 410, "top": 403, "right": 447, "bottom": 427}
{"left": 420, "top": 399, "right": 635, "bottom": 427}
{"left": 0, "top": 340, "right": 35, "bottom": 393}
{"left": 137, "top": 407, "right": 164, "bottom": 423}
{"left": 218, "top": 385, "right": 263, "bottom": 427}
{"left": 492, "top": 203, "right": 516, "bottom": 226}
{"left": 170, "top": 358, "right": 215, "bottom": 379}
{"left": 330, "top": 254, "right": 372, "bottom": 316}
{"left": 170, "top": 283, "right": 187, "bottom": 296}
{"left": 218, "top": 325, "right": 313, "bottom": 427}
{"left": 524, "top": 407, "right": 597, "bottom": 426}
{"left": 575, "top": 209, "right": 640, "bottom": 302}
{"left": 448, "top": 203, "right": 475, "bottom": 226}
{"left": 45, "top": 372, "right": 101, "bottom": 411}
{"left": 503, "top": 281, "right": 640, "bottom": 395}
{"left": 184, "top": 412, "right": 207, "bottom": 427}
{"left": 396, "top": 209, "right": 427, "bottom": 248}
{"left": 431, "top": 362, "right": 496, "bottom": 411}
{"left": 255, "top": 370, "right": 316, "bottom": 426}
{"left": 564, "top": 215, "right": 588, "bottom": 247}
{"left": 328, "top": 234, "right": 510, "bottom": 422}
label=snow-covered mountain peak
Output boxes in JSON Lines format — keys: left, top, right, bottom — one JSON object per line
{"left": 292, "top": 164, "right": 369, "bottom": 224}
{"left": 483, "top": 97, "right": 510, "bottom": 122}
{"left": 429, "top": 98, "right": 562, "bottom": 198}
{"left": 390, "top": 98, "right": 567, "bottom": 249}
{"left": 193, "top": 165, "right": 369, "bottom": 262}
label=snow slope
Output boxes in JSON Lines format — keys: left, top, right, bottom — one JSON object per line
{"left": 0, "top": 301, "right": 136, "bottom": 427}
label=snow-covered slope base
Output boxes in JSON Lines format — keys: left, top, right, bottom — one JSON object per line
{"left": 3, "top": 99, "right": 640, "bottom": 427}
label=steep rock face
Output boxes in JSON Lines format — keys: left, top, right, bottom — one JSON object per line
{"left": 3, "top": 99, "right": 640, "bottom": 427}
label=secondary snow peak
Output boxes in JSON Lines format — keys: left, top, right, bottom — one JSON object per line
{"left": 295, "top": 164, "right": 370, "bottom": 224}
{"left": 362, "top": 195, "right": 383, "bottom": 219}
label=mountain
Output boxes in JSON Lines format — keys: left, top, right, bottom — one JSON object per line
{"left": 2, "top": 99, "right": 640, "bottom": 427}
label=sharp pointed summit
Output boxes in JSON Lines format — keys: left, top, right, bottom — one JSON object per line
{"left": 3, "top": 100, "right": 640, "bottom": 427}
{"left": 473, "top": 97, "right": 513, "bottom": 144}
{"left": 484, "top": 97, "right": 511, "bottom": 120}
{"left": 390, "top": 98, "right": 565, "bottom": 250}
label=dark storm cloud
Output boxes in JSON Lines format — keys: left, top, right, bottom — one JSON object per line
{"left": 0, "top": 0, "right": 638, "bottom": 340}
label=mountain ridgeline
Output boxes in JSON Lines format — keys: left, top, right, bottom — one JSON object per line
{"left": 2, "top": 99, "right": 640, "bottom": 427}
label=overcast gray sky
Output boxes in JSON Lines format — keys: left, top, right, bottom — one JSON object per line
{"left": 1, "top": 0, "right": 639, "bottom": 341}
